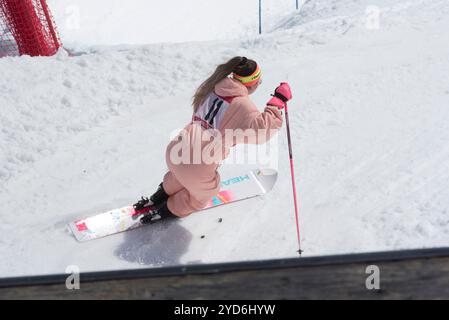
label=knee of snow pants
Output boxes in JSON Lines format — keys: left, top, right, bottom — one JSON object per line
{"left": 163, "top": 166, "right": 221, "bottom": 218}
{"left": 162, "top": 171, "right": 184, "bottom": 196}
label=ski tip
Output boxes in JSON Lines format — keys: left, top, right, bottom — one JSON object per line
{"left": 254, "top": 168, "right": 278, "bottom": 193}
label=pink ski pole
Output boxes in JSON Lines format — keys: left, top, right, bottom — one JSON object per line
{"left": 284, "top": 103, "right": 303, "bottom": 255}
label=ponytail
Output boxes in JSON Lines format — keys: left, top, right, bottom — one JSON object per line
{"left": 192, "top": 56, "right": 254, "bottom": 112}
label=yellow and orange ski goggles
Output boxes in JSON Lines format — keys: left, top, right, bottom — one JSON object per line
{"left": 233, "top": 65, "right": 262, "bottom": 87}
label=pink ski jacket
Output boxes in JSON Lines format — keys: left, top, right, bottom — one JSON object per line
{"left": 167, "top": 77, "right": 283, "bottom": 167}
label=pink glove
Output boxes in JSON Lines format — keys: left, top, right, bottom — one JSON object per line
{"left": 267, "top": 82, "right": 292, "bottom": 109}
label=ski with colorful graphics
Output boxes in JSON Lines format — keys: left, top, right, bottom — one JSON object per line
{"left": 68, "top": 168, "right": 277, "bottom": 242}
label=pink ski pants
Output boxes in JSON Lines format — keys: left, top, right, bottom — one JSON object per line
{"left": 163, "top": 159, "right": 221, "bottom": 217}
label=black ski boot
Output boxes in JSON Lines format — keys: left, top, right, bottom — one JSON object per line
{"left": 140, "top": 201, "right": 177, "bottom": 225}
{"left": 133, "top": 183, "right": 169, "bottom": 211}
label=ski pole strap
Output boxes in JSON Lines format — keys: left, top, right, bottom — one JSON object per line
{"left": 274, "top": 92, "right": 288, "bottom": 103}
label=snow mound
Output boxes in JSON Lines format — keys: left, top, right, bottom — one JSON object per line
{"left": 0, "top": 44, "right": 237, "bottom": 187}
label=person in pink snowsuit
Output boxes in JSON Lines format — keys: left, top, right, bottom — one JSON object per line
{"left": 134, "top": 56, "right": 293, "bottom": 224}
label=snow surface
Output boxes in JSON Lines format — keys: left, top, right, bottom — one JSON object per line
{"left": 1, "top": 0, "right": 449, "bottom": 277}
{"left": 47, "top": 0, "right": 300, "bottom": 47}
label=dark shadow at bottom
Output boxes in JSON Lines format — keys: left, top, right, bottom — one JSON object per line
{"left": 114, "top": 219, "right": 192, "bottom": 267}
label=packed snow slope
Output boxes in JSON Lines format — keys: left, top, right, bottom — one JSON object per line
{"left": 1, "top": 0, "right": 449, "bottom": 276}
{"left": 47, "top": 0, "right": 300, "bottom": 47}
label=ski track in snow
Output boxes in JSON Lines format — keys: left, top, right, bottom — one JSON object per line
{"left": 1, "top": 0, "right": 449, "bottom": 276}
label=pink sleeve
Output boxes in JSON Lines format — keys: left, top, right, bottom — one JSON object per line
{"left": 247, "top": 105, "right": 283, "bottom": 131}
{"left": 221, "top": 97, "right": 283, "bottom": 145}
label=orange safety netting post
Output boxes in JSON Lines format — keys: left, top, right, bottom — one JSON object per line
{"left": 0, "top": 0, "right": 61, "bottom": 57}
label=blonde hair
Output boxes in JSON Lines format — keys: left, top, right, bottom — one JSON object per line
{"left": 192, "top": 56, "right": 257, "bottom": 112}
